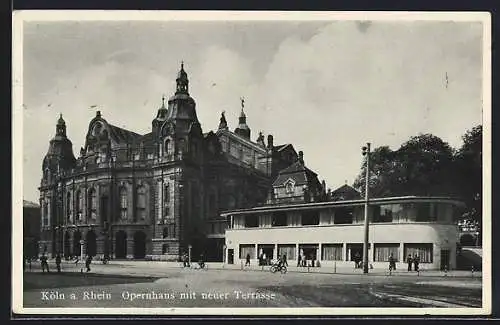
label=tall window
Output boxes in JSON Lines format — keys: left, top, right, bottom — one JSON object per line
{"left": 239, "top": 244, "right": 255, "bottom": 259}
{"left": 321, "top": 244, "right": 342, "bottom": 261}
{"left": 66, "top": 192, "right": 72, "bottom": 223}
{"left": 416, "top": 203, "right": 437, "bottom": 222}
{"left": 164, "top": 139, "right": 170, "bottom": 156}
{"left": 373, "top": 243, "right": 400, "bottom": 262}
{"left": 404, "top": 243, "right": 433, "bottom": 263}
{"left": 285, "top": 181, "right": 294, "bottom": 194}
{"left": 278, "top": 244, "right": 296, "bottom": 260}
{"left": 119, "top": 187, "right": 128, "bottom": 221}
{"left": 163, "top": 183, "right": 170, "bottom": 218}
{"left": 76, "top": 190, "right": 82, "bottom": 222}
{"left": 88, "top": 188, "right": 97, "bottom": 221}
{"left": 136, "top": 186, "right": 146, "bottom": 221}
{"left": 42, "top": 203, "right": 48, "bottom": 227}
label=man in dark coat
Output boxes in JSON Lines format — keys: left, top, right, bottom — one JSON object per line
{"left": 55, "top": 254, "right": 62, "bottom": 273}
{"left": 407, "top": 254, "right": 413, "bottom": 272}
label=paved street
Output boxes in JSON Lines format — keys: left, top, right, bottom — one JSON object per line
{"left": 22, "top": 260, "right": 483, "bottom": 308}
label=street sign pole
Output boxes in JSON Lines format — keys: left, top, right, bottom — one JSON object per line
{"left": 362, "top": 143, "right": 371, "bottom": 274}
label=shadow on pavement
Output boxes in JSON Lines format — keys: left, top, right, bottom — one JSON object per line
{"left": 23, "top": 272, "right": 159, "bottom": 290}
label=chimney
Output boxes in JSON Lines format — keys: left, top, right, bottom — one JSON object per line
{"left": 267, "top": 134, "right": 274, "bottom": 149}
{"left": 298, "top": 151, "right": 304, "bottom": 164}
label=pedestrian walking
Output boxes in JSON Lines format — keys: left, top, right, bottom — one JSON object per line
{"left": 301, "top": 254, "right": 306, "bottom": 267}
{"left": 40, "top": 254, "right": 49, "bottom": 273}
{"left": 85, "top": 255, "right": 92, "bottom": 272}
{"left": 245, "top": 253, "right": 251, "bottom": 266}
{"left": 414, "top": 255, "right": 420, "bottom": 272}
{"left": 407, "top": 254, "right": 413, "bottom": 272}
{"left": 262, "top": 253, "right": 267, "bottom": 266}
{"left": 282, "top": 254, "right": 288, "bottom": 267}
{"left": 388, "top": 253, "right": 396, "bottom": 271}
{"left": 55, "top": 254, "right": 62, "bottom": 273}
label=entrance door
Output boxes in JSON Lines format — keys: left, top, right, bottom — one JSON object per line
{"left": 440, "top": 249, "right": 450, "bottom": 270}
{"left": 115, "top": 231, "right": 127, "bottom": 259}
{"left": 73, "top": 231, "right": 81, "bottom": 257}
{"left": 228, "top": 249, "right": 234, "bottom": 264}
{"left": 64, "top": 232, "right": 71, "bottom": 258}
{"left": 86, "top": 231, "right": 97, "bottom": 257}
{"left": 133, "top": 231, "right": 146, "bottom": 259}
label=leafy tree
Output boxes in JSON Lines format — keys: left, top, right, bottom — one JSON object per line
{"left": 354, "top": 134, "right": 455, "bottom": 197}
{"left": 454, "top": 125, "right": 482, "bottom": 230}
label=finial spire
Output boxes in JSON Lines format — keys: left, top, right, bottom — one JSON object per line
{"left": 161, "top": 94, "right": 166, "bottom": 108}
{"left": 181, "top": 60, "right": 184, "bottom": 70}
{"left": 240, "top": 96, "right": 245, "bottom": 110}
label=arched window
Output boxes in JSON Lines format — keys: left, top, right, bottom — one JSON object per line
{"left": 163, "top": 227, "right": 168, "bottom": 238}
{"left": 66, "top": 192, "right": 72, "bottom": 223}
{"left": 119, "top": 187, "right": 128, "bottom": 220}
{"left": 164, "top": 139, "right": 170, "bottom": 156}
{"left": 88, "top": 188, "right": 97, "bottom": 221}
{"left": 136, "top": 186, "right": 146, "bottom": 221}
{"left": 285, "top": 181, "right": 295, "bottom": 194}
{"left": 75, "top": 190, "right": 82, "bottom": 222}
{"left": 163, "top": 183, "right": 170, "bottom": 218}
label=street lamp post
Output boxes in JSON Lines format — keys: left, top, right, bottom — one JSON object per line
{"left": 362, "top": 143, "right": 371, "bottom": 274}
{"left": 188, "top": 244, "right": 192, "bottom": 267}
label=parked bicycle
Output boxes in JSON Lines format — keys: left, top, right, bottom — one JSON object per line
{"left": 270, "top": 262, "right": 287, "bottom": 274}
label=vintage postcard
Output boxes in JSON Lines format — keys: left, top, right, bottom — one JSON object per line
{"left": 12, "top": 10, "right": 491, "bottom": 316}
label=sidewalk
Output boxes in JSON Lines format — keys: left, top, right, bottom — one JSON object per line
{"left": 26, "top": 259, "right": 482, "bottom": 278}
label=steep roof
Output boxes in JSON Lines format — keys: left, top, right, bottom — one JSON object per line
{"left": 107, "top": 124, "right": 143, "bottom": 144}
{"left": 272, "top": 160, "right": 318, "bottom": 186}
{"left": 330, "top": 184, "right": 362, "bottom": 201}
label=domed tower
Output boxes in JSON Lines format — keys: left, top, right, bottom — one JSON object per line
{"left": 152, "top": 95, "right": 169, "bottom": 136}
{"left": 164, "top": 62, "right": 201, "bottom": 133}
{"left": 234, "top": 97, "right": 251, "bottom": 140}
{"left": 41, "top": 114, "right": 76, "bottom": 181}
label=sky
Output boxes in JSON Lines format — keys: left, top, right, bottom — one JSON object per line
{"left": 20, "top": 16, "right": 485, "bottom": 203}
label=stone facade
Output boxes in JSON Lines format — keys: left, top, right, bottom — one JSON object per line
{"left": 38, "top": 63, "right": 302, "bottom": 261}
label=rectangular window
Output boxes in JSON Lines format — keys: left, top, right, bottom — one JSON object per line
{"left": 244, "top": 214, "right": 259, "bottom": 228}
{"left": 272, "top": 212, "right": 287, "bottom": 227}
{"left": 302, "top": 210, "right": 319, "bottom": 226}
{"left": 239, "top": 244, "right": 255, "bottom": 259}
{"left": 334, "top": 207, "right": 353, "bottom": 224}
{"left": 321, "top": 244, "right": 343, "bottom": 261}
{"left": 278, "top": 244, "right": 296, "bottom": 260}
{"left": 372, "top": 205, "right": 393, "bottom": 223}
{"left": 373, "top": 243, "right": 400, "bottom": 262}
{"left": 163, "top": 184, "right": 170, "bottom": 218}
{"left": 416, "top": 203, "right": 432, "bottom": 222}
{"left": 404, "top": 243, "right": 433, "bottom": 263}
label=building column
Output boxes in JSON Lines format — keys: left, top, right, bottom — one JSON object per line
{"left": 254, "top": 244, "right": 258, "bottom": 259}
{"left": 399, "top": 242, "right": 404, "bottom": 264}
{"left": 295, "top": 243, "right": 299, "bottom": 265}
{"left": 274, "top": 244, "right": 278, "bottom": 261}
{"left": 342, "top": 243, "right": 346, "bottom": 261}
{"left": 318, "top": 243, "right": 322, "bottom": 263}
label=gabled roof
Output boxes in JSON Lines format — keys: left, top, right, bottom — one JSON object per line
{"left": 272, "top": 160, "right": 318, "bottom": 186}
{"left": 107, "top": 124, "right": 143, "bottom": 144}
{"left": 330, "top": 184, "right": 362, "bottom": 201}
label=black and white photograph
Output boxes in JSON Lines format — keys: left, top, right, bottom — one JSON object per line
{"left": 12, "top": 11, "right": 491, "bottom": 315}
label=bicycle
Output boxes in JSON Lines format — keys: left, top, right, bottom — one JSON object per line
{"left": 270, "top": 262, "right": 287, "bottom": 274}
